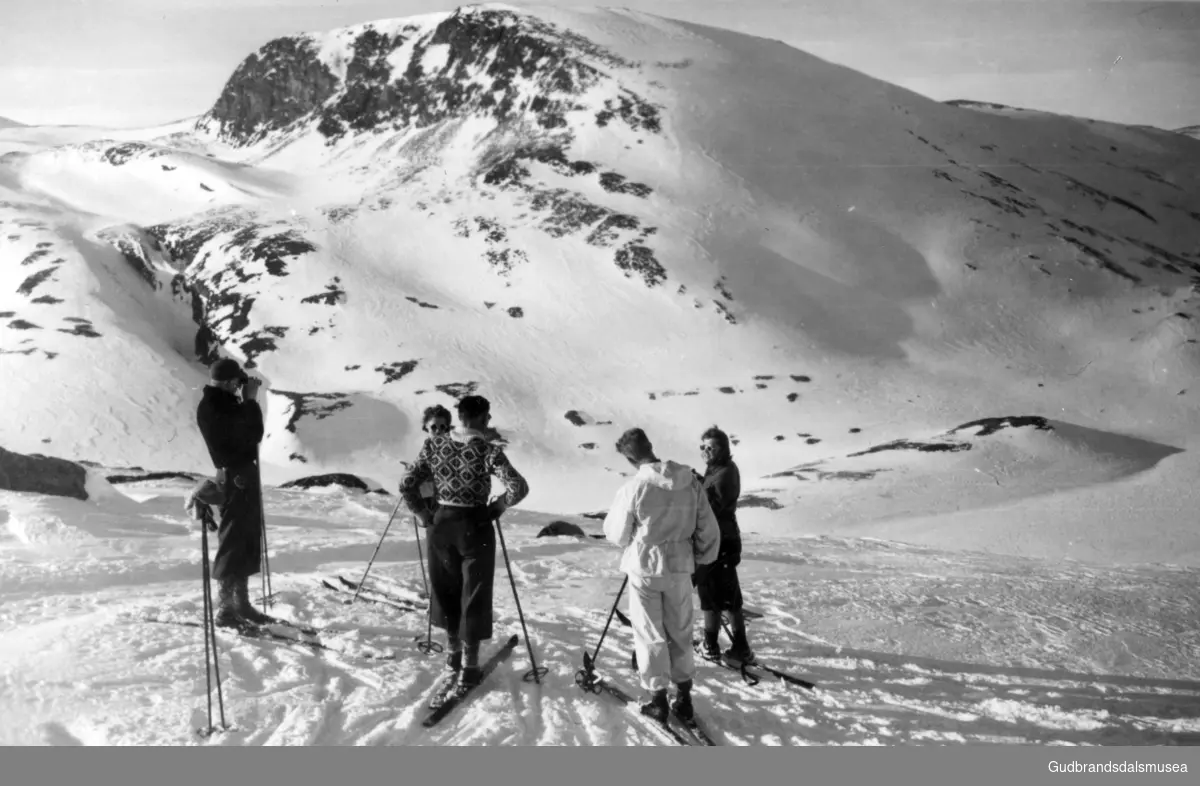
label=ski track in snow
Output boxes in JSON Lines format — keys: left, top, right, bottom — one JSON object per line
{"left": 1, "top": 479, "right": 1198, "bottom": 747}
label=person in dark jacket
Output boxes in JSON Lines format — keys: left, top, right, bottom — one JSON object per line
{"left": 399, "top": 395, "right": 529, "bottom": 699}
{"left": 195, "top": 357, "right": 269, "bottom": 628}
{"left": 695, "top": 425, "right": 755, "bottom": 664}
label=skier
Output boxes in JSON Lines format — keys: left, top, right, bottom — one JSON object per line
{"left": 603, "top": 427, "right": 721, "bottom": 723}
{"left": 695, "top": 425, "right": 755, "bottom": 664}
{"left": 195, "top": 357, "right": 270, "bottom": 628}
{"left": 399, "top": 395, "right": 529, "bottom": 694}
{"left": 421, "top": 404, "right": 453, "bottom": 436}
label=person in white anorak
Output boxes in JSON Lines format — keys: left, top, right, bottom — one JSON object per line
{"left": 603, "top": 427, "right": 721, "bottom": 723}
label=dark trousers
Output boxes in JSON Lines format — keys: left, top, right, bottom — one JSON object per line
{"left": 696, "top": 550, "right": 743, "bottom": 613}
{"left": 428, "top": 505, "right": 496, "bottom": 643}
{"left": 213, "top": 462, "right": 263, "bottom": 581}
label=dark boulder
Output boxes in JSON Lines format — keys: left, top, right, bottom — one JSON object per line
{"left": 536, "top": 520, "right": 587, "bottom": 538}
{"left": 0, "top": 446, "right": 89, "bottom": 500}
{"left": 280, "top": 473, "right": 371, "bottom": 492}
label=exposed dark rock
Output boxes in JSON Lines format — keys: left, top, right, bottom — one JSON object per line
{"left": 737, "top": 494, "right": 782, "bottom": 510}
{"left": 0, "top": 446, "right": 88, "bottom": 500}
{"left": 16, "top": 268, "right": 55, "bottom": 297}
{"left": 435, "top": 382, "right": 478, "bottom": 399}
{"left": 565, "top": 410, "right": 588, "bottom": 426}
{"left": 205, "top": 36, "right": 340, "bottom": 143}
{"left": 273, "top": 390, "right": 354, "bottom": 433}
{"left": 375, "top": 360, "right": 419, "bottom": 383}
{"left": 20, "top": 249, "right": 50, "bottom": 266}
{"left": 106, "top": 471, "right": 199, "bottom": 484}
{"left": 536, "top": 520, "right": 587, "bottom": 538}
{"left": 848, "top": 439, "right": 968, "bottom": 457}
{"left": 101, "top": 142, "right": 155, "bottom": 166}
{"left": 280, "top": 473, "right": 371, "bottom": 492}
{"left": 302, "top": 280, "right": 346, "bottom": 305}
{"left": 949, "top": 415, "right": 1052, "bottom": 437}
{"left": 57, "top": 321, "right": 102, "bottom": 339}
{"left": 507, "top": 306, "right": 524, "bottom": 318}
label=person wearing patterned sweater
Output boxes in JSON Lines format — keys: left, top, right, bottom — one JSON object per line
{"left": 399, "top": 395, "right": 529, "bottom": 693}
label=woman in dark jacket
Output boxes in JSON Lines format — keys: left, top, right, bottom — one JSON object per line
{"left": 696, "top": 425, "right": 755, "bottom": 664}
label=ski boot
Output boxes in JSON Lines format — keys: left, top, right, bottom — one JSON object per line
{"left": 640, "top": 688, "right": 669, "bottom": 723}
{"left": 670, "top": 680, "right": 694, "bottom": 722}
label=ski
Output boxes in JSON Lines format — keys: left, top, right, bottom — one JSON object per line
{"left": 143, "top": 617, "right": 397, "bottom": 661}
{"left": 671, "top": 709, "right": 718, "bottom": 746}
{"left": 580, "top": 670, "right": 695, "bottom": 746}
{"left": 332, "top": 575, "right": 427, "bottom": 609}
{"left": 693, "top": 641, "right": 816, "bottom": 690}
{"left": 421, "top": 634, "right": 520, "bottom": 728}
{"left": 320, "top": 579, "right": 423, "bottom": 614}
{"left": 337, "top": 573, "right": 427, "bottom": 605}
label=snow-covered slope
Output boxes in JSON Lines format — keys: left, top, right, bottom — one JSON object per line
{"left": 1, "top": 475, "right": 1197, "bottom": 746}
{"left": 3, "top": 3, "right": 1200, "bottom": 749}
{"left": 2, "top": 3, "right": 1199, "bottom": 563}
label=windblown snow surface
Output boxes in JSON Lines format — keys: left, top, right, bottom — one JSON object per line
{"left": 1, "top": 4, "right": 1199, "bottom": 746}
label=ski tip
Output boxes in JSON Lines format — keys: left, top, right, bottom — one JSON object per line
{"left": 506, "top": 633, "right": 520, "bottom": 647}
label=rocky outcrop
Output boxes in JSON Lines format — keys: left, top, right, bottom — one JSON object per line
{"left": 0, "top": 446, "right": 89, "bottom": 500}
{"left": 203, "top": 37, "right": 339, "bottom": 144}
{"left": 201, "top": 7, "right": 658, "bottom": 147}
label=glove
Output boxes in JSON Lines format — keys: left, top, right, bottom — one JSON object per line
{"left": 416, "top": 510, "right": 435, "bottom": 529}
{"left": 486, "top": 499, "right": 507, "bottom": 520}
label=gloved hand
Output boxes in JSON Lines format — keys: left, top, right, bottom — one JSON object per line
{"left": 486, "top": 499, "right": 507, "bottom": 520}
{"left": 416, "top": 510, "right": 435, "bottom": 529}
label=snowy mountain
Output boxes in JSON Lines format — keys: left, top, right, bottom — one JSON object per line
{"left": 3, "top": 3, "right": 1200, "bottom": 748}
{"left": 0, "top": 116, "right": 24, "bottom": 130}
{"left": 2, "top": 3, "right": 1199, "bottom": 544}
{"left": 1177, "top": 125, "right": 1200, "bottom": 141}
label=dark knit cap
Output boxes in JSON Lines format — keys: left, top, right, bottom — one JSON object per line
{"left": 210, "top": 357, "right": 246, "bottom": 382}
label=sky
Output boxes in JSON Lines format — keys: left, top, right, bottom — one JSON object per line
{"left": 0, "top": 0, "right": 1198, "bottom": 130}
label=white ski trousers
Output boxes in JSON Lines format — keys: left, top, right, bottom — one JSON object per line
{"left": 629, "top": 573, "right": 695, "bottom": 692}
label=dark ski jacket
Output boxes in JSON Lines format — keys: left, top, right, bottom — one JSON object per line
{"left": 196, "top": 385, "right": 264, "bottom": 471}
{"left": 702, "top": 458, "right": 741, "bottom": 557}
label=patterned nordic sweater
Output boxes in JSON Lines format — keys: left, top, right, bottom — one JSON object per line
{"left": 399, "top": 428, "right": 529, "bottom": 513}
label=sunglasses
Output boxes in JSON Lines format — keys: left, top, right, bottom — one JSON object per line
{"left": 427, "top": 423, "right": 451, "bottom": 434}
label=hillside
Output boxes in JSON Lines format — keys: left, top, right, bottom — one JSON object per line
{"left": 1, "top": 3, "right": 1198, "bottom": 564}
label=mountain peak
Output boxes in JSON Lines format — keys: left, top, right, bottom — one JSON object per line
{"left": 197, "top": 4, "right": 645, "bottom": 147}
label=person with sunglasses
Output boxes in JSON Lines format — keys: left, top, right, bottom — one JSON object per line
{"left": 399, "top": 395, "right": 529, "bottom": 701}
{"left": 694, "top": 425, "right": 754, "bottom": 664}
{"left": 422, "top": 405, "right": 453, "bottom": 436}
{"left": 195, "top": 357, "right": 271, "bottom": 628}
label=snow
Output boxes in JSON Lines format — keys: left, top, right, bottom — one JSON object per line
{"left": 1, "top": 4, "right": 1200, "bottom": 746}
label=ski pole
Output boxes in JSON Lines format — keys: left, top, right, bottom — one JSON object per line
{"left": 412, "top": 514, "right": 443, "bottom": 654}
{"left": 198, "top": 508, "right": 227, "bottom": 736}
{"left": 352, "top": 499, "right": 403, "bottom": 604}
{"left": 575, "top": 575, "right": 628, "bottom": 693}
{"left": 494, "top": 513, "right": 546, "bottom": 684}
{"left": 256, "top": 448, "right": 273, "bottom": 612}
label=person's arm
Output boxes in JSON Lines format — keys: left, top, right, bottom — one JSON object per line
{"left": 399, "top": 440, "right": 436, "bottom": 522}
{"left": 692, "top": 482, "right": 722, "bottom": 567}
{"left": 603, "top": 483, "right": 637, "bottom": 548}
{"left": 486, "top": 447, "right": 529, "bottom": 517}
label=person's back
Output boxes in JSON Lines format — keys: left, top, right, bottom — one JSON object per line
{"left": 399, "top": 395, "right": 528, "bottom": 701}
{"left": 603, "top": 427, "right": 720, "bottom": 723}
{"left": 610, "top": 459, "right": 712, "bottom": 579}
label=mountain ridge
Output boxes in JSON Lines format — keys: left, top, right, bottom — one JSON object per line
{"left": 1, "top": 4, "right": 1198, "bottom": 560}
